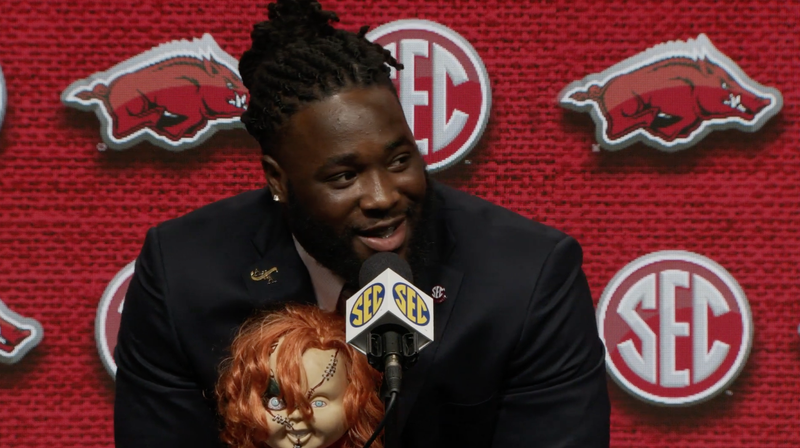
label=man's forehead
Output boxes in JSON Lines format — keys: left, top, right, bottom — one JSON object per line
{"left": 280, "top": 87, "right": 407, "bottom": 155}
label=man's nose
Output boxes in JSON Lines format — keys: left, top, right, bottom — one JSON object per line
{"left": 359, "top": 171, "right": 400, "bottom": 212}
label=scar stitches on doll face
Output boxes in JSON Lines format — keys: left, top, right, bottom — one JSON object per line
{"left": 264, "top": 339, "right": 347, "bottom": 448}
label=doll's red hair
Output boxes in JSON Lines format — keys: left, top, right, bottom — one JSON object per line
{"left": 217, "top": 304, "right": 384, "bottom": 448}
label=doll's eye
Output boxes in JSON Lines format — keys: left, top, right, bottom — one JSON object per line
{"left": 267, "top": 396, "right": 286, "bottom": 411}
{"left": 310, "top": 400, "right": 327, "bottom": 408}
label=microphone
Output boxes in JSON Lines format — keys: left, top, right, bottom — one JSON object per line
{"left": 345, "top": 252, "right": 434, "bottom": 397}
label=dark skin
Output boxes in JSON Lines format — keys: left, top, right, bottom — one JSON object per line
{"left": 263, "top": 85, "right": 428, "bottom": 265}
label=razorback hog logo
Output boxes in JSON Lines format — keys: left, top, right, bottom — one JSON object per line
{"left": 559, "top": 34, "right": 782, "bottom": 152}
{"left": 62, "top": 34, "right": 247, "bottom": 151}
{"left": 0, "top": 298, "right": 44, "bottom": 365}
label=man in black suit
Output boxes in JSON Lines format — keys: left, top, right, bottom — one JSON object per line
{"left": 114, "top": 1, "right": 610, "bottom": 447}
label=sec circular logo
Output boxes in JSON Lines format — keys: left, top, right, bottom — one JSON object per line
{"left": 597, "top": 251, "right": 753, "bottom": 406}
{"left": 0, "top": 64, "right": 7, "bottom": 132}
{"left": 367, "top": 20, "right": 491, "bottom": 172}
{"left": 95, "top": 261, "right": 135, "bottom": 379}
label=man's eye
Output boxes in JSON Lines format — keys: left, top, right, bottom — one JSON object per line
{"left": 389, "top": 154, "right": 410, "bottom": 168}
{"left": 267, "top": 396, "right": 287, "bottom": 411}
{"left": 328, "top": 172, "right": 356, "bottom": 183}
{"left": 311, "top": 400, "right": 327, "bottom": 408}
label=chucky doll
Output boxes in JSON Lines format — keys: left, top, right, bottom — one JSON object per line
{"left": 217, "top": 304, "right": 384, "bottom": 448}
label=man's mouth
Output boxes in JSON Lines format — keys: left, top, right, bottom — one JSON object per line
{"left": 356, "top": 218, "right": 407, "bottom": 252}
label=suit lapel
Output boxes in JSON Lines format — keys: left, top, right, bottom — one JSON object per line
{"left": 394, "top": 200, "right": 463, "bottom": 437}
{"left": 244, "top": 206, "right": 315, "bottom": 309}
{"left": 394, "top": 263, "right": 462, "bottom": 436}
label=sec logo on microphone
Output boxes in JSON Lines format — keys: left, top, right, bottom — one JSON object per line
{"left": 393, "top": 283, "right": 430, "bottom": 326}
{"left": 349, "top": 283, "right": 385, "bottom": 327}
{"left": 597, "top": 251, "right": 753, "bottom": 406}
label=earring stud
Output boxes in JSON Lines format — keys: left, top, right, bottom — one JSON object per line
{"left": 273, "top": 194, "right": 280, "bottom": 202}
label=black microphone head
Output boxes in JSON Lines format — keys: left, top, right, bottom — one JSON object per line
{"left": 359, "top": 252, "right": 413, "bottom": 287}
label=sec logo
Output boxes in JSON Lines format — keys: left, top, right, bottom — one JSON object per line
{"left": 0, "top": 64, "right": 6, "bottom": 132}
{"left": 349, "top": 283, "right": 385, "bottom": 328}
{"left": 597, "top": 251, "right": 753, "bottom": 406}
{"left": 95, "top": 261, "right": 135, "bottom": 378}
{"left": 367, "top": 20, "right": 491, "bottom": 172}
{"left": 393, "top": 283, "right": 430, "bottom": 326}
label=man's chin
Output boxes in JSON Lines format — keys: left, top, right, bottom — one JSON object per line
{"left": 287, "top": 179, "right": 433, "bottom": 288}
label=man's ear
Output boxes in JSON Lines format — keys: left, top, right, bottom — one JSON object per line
{"left": 262, "top": 154, "right": 287, "bottom": 202}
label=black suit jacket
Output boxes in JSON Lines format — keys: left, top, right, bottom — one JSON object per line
{"left": 114, "top": 182, "right": 610, "bottom": 448}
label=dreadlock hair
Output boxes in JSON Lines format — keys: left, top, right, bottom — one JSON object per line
{"left": 239, "top": 0, "right": 403, "bottom": 157}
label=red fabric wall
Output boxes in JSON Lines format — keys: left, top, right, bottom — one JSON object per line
{"left": 1, "top": 0, "right": 798, "bottom": 446}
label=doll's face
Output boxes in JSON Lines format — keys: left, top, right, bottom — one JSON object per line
{"left": 265, "top": 341, "right": 349, "bottom": 448}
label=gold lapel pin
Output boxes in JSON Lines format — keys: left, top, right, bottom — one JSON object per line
{"left": 251, "top": 267, "right": 278, "bottom": 284}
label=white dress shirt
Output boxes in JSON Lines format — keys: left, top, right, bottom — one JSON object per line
{"left": 292, "top": 236, "right": 346, "bottom": 312}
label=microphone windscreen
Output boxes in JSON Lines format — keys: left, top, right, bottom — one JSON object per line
{"left": 359, "top": 252, "right": 413, "bottom": 287}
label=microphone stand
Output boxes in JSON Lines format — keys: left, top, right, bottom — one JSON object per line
{"left": 362, "top": 325, "right": 420, "bottom": 448}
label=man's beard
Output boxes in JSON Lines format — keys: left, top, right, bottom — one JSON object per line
{"left": 285, "top": 178, "right": 436, "bottom": 288}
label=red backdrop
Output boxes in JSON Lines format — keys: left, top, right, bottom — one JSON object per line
{"left": 1, "top": 0, "right": 799, "bottom": 446}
